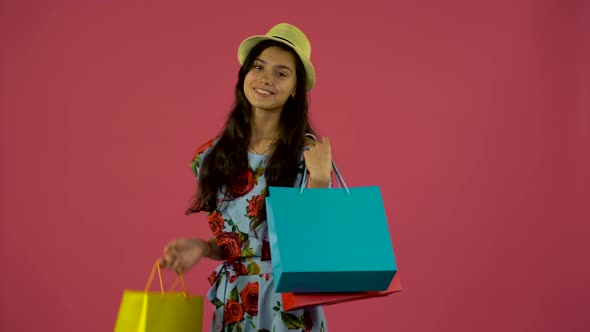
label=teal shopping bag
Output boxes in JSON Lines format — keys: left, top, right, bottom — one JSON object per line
{"left": 266, "top": 159, "right": 397, "bottom": 293}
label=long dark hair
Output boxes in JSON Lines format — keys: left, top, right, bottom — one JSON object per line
{"left": 186, "top": 40, "right": 315, "bottom": 225}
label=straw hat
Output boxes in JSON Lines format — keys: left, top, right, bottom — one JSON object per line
{"left": 237, "top": 23, "right": 316, "bottom": 91}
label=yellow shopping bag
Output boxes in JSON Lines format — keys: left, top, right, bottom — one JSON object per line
{"left": 114, "top": 261, "right": 204, "bottom": 332}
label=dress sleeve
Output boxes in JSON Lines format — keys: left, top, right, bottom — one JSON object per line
{"left": 190, "top": 137, "right": 217, "bottom": 178}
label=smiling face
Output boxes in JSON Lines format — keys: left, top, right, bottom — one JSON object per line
{"left": 243, "top": 46, "right": 298, "bottom": 114}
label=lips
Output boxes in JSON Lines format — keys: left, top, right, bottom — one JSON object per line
{"left": 253, "top": 87, "right": 275, "bottom": 95}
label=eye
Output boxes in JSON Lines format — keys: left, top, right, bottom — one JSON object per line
{"left": 275, "top": 72, "right": 288, "bottom": 77}
{"left": 253, "top": 65, "right": 263, "bottom": 70}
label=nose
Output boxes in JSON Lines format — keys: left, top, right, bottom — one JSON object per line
{"left": 259, "top": 71, "right": 273, "bottom": 85}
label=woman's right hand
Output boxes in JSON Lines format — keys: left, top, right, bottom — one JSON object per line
{"left": 159, "top": 238, "right": 210, "bottom": 274}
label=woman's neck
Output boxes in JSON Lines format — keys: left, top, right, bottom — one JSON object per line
{"left": 250, "top": 108, "right": 281, "bottom": 140}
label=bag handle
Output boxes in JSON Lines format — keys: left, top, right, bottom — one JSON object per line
{"left": 144, "top": 260, "right": 190, "bottom": 299}
{"left": 301, "top": 133, "right": 350, "bottom": 194}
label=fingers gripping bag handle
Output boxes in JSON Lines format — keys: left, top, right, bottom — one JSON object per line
{"left": 144, "top": 260, "right": 190, "bottom": 299}
{"left": 301, "top": 133, "right": 349, "bottom": 194}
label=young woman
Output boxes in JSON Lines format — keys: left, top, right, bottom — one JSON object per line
{"left": 160, "top": 23, "right": 331, "bottom": 332}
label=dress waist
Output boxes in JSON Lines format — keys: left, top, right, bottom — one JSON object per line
{"left": 207, "top": 256, "right": 273, "bottom": 302}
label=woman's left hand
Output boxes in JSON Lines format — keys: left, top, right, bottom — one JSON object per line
{"left": 303, "top": 136, "right": 333, "bottom": 188}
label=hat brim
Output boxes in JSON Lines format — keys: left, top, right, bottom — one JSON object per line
{"left": 238, "top": 35, "right": 316, "bottom": 91}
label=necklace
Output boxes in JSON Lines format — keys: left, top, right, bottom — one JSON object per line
{"left": 251, "top": 140, "right": 277, "bottom": 155}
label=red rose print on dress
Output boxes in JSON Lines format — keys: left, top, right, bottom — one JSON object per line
{"left": 232, "top": 262, "right": 248, "bottom": 276}
{"left": 246, "top": 194, "right": 265, "bottom": 218}
{"left": 229, "top": 168, "right": 256, "bottom": 197}
{"left": 215, "top": 232, "right": 242, "bottom": 262}
{"left": 261, "top": 240, "right": 271, "bottom": 261}
{"left": 239, "top": 282, "right": 259, "bottom": 317}
{"left": 224, "top": 299, "right": 244, "bottom": 324}
{"left": 207, "top": 211, "right": 224, "bottom": 235}
{"left": 208, "top": 271, "right": 217, "bottom": 286}
{"left": 303, "top": 310, "right": 314, "bottom": 332}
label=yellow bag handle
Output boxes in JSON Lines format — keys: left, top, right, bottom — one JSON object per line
{"left": 144, "top": 260, "right": 190, "bottom": 299}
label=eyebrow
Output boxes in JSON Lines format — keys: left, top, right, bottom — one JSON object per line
{"left": 254, "top": 58, "right": 293, "bottom": 73}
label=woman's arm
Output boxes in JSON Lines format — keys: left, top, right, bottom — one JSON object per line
{"left": 160, "top": 237, "right": 224, "bottom": 274}
{"left": 205, "top": 237, "right": 224, "bottom": 260}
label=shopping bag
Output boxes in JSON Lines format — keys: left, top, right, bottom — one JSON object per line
{"left": 265, "top": 140, "right": 397, "bottom": 293}
{"left": 114, "top": 261, "right": 204, "bottom": 332}
{"left": 282, "top": 271, "right": 402, "bottom": 311}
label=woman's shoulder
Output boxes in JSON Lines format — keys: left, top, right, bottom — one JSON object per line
{"left": 192, "top": 137, "right": 217, "bottom": 159}
{"left": 190, "top": 136, "right": 218, "bottom": 177}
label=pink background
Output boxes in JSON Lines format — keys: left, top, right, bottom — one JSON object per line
{"left": 1, "top": 0, "right": 589, "bottom": 331}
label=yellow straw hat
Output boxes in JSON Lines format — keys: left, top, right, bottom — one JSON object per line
{"left": 237, "top": 23, "right": 316, "bottom": 91}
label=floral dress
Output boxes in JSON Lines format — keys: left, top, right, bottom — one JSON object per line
{"left": 191, "top": 138, "right": 328, "bottom": 332}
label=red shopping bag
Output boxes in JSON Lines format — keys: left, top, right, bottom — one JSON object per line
{"left": 281, "top": 272, "right": 402, "bottom": 311}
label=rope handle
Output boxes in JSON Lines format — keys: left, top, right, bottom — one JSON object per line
{"left": 144, "top": 260, "right": 190, "bottom": 298}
